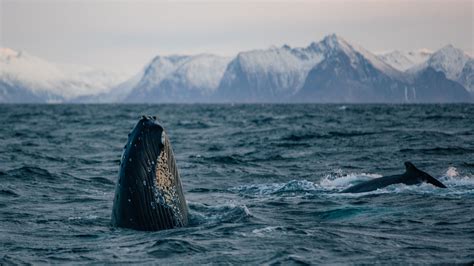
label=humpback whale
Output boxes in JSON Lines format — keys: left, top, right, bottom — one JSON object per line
{"left": 341, "top": 162, "right": 447, "bottom": 193}
{"left": 111, "top": 116, "right": 188, "bottom": 231}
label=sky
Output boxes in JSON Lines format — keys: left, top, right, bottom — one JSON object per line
{"left": 1, "top": 0, "right": 472, "bottom": 74}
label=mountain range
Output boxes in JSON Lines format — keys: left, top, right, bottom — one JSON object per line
{"left": 1, "top": 35, "right": 473, "bottom": 103}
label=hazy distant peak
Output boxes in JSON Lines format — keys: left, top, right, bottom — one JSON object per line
{"left": 317, "top": 34, "right": 403, "bottom": 79}
{"left": 0, "top": 48, "right": 33, "bottom": 63}
{"left": 148, "top": 55, "right": 189, "bottom": 65}
{"left": 426, "top": 44, "right": 471, "bottom": 80}
{"left": 440, "top": 44, "right": 456, "bottom": 50}
{"left": 318, "top": 34, "right": 351, "bottom": 53}
{"left": 432, "top": 44, "right": 470, "bottom": 59}
{"left": 126, "top": 53, "right": 232, "bottom": 102}
{"left": 0, "top": 48, "right": 20, "bottom": 59}
{"left": 322, "top": 33, "right": 345, "bottom": 44}
{"left": 430, "top": 44, "right": 470, "bottom": 59}
{"left": 378, "top": 49, "right": 432, "bottom": 71}
{"left": 0, "top": 47, "right": 126, "bottom": 100}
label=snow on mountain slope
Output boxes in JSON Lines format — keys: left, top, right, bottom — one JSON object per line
{"left": 72, "top": 68, "right": 144, "bottom": 103}
{"left": 133, "top": 55, "right": 190, "bottom": 93}
{"left": 0, "top": 48, "right": 65, "bottom": 95}
{"left": 235, "top": 45, "right": 322, "bottom": 77}
{"left": 405, "top": 45, "right": 473, "bottom": 94}
{"left": 378, "top": 49, "right": 432, "bottom": 71}
{"left": 0, "top": 48, "right": 127, "bottom": 102}
{"left": 126, "top": 54, "right": 231, "bottom": 102}
{"left": 407, "top": 45, "right": 471, "bottom": 79}
{"left": 424, "top": 45, "right": 471, "bottom": 80}
{"left": 317, "top": 34, "right": 405, "bottom": 80}
{"left": 169, "top": 54, "right": 230, "bottom": 93}
{"left": 215, "top": 43, "right": 324, "bottom": 102}
{"left": 295, "top": 35, "right": 408, "bottom": 102}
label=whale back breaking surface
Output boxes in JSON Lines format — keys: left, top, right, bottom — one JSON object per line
{"left": 111, "top": 116, "right": 188, "bottom": 231}
{"left": 341, "top": 161, "right": 447, "bottom": 193}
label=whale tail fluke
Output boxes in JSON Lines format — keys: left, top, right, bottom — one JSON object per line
{"left": 404, "top": 161, "right": 447, "bottom": 188}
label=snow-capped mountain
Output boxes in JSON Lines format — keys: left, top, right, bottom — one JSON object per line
{"left": 295, "top": 35, "right": 471, "bottom": 102}
{"left": 378, "top": 49, "right": 432, "bottom": 71}
{"left": 423, "top": 45, "right": 470, "bottom": 81}
{"left": 294, "top": 34, "right": 410, "bottom": 102}
{"left": 126, "top": 54, "right": 231, "bottom": 103}
{"left": 0, "top": 48, "right": 128, "bottom": 102}
{"left": 215, "top": 34, "right": 438, "bottom": 103}
{"left": 318, "top": 34, "right": 404, "bottom": 79}
{"left": 407, "top": 45, "right": 473, "bottom": 94}
{"left": 214, "top": 44, "right": 323, "bottom": 102}
{"left": 71, "top": 70, "right": 143, "bottom": 103}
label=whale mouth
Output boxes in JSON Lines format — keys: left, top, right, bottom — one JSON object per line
{"left": 111, "top": 116, "right": 188, "bottom": 231}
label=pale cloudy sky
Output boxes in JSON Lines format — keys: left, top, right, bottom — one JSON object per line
{"left": 1, "top": 0, "right": 472, "bottom": 73}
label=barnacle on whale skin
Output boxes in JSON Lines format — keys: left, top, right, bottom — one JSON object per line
{"left": 154, "top": 131, "right": 187, "bottom": 226}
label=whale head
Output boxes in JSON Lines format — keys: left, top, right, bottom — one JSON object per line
{"left": 111, "top": 116, "right": 188, "bottom": 231}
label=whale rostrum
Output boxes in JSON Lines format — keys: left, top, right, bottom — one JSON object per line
{"left": 111, "top": 116, "right": 188, "bottom": 231}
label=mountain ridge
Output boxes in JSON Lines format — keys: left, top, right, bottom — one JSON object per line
{"left": 1, "top": 35, "right": 472, "bottom": 103}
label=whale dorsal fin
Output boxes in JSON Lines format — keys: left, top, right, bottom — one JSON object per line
{"left": 404, "top": 161, "right": 419, "bottom": 174}
{"left": 404, "top": 161, "right": 447, "bottom": 188}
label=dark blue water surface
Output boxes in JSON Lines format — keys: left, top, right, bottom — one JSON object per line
{"left": 0, "top": 104, "right": 473, "bottom": 264}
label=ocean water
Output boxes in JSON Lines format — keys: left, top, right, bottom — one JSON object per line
{"left": 0, "top": 104, "right": 473, "bottom": 264}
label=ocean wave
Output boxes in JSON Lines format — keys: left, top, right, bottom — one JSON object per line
{"left": 400, "top": 147, "right": 474, "bottom": 155}
{"left": 67, "top": 214, "right": 99, "bottom": 221}
{"left": 251, "top": 226, "right": 283, "bottom": 236}
{"left": 6, "top": 166, "right": 57, "bottom": 181}
{"left": 319, "top": 172, "right": 382, "bottom": 191}
{"left": 187, "top": 187, "right": 224, "bottom": 193}
{"left": 148, "top": 239, "right": 207, "bottom": 258}
{"left": 251, "top": 225, "right": 308, "bottom": 237}
{"left": 88, "top": 176, "right": 115, "bottom": 185}
{"left": 438, "top": 166, "right": 474, "bottom": 187}
{"left": 424, "top": 114, "right": 467, "bottom": 120}
{"left": 188, "top": 202, "right": 252, "bottom": 226}
{"left": 66, "top": 215, "right": 105, "bottom": 226}
{"left": 202, "top": 155, "right": 245, "bottom": 164}
{"left": 281, "top": 130, "right": 378, "bottom": 142}
{"left": 0, "top": 188, "right": 20, "bottom": 197}
{"left": 250, "top": 117, "right": 275, "bottom": 124}
{"left": 176, "top": 120, "right": 212, "bottom": 129}
{"left": 229, "top": 179, "right": 318, "bottom": 196}
{"left": 281, "top": 133, "right": 321, "bottom": 141}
